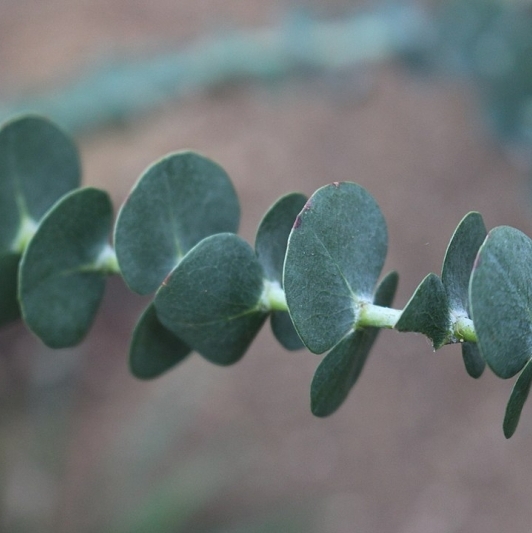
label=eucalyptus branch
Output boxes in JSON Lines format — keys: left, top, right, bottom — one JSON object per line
{"left": 1, "top": 114, "right": 531, "bottom": 439}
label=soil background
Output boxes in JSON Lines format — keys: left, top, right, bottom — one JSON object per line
{"left": 1, "top": 1, "right": 532, "bottom": 532}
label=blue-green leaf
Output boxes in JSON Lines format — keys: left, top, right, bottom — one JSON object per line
{"left": 395, "top": 273, "right": 450, "bottom": 349}
{"left": 19, "top": 188, "right": 114, "bottom": 348}
{"left": 311, "top": 271, "right": 398, "bottom": 417}
{"left": 114, "top": 151, "right": 240, "bottom": 295}
{"left": 256, "top": 192, "right": 307, "bottom": 283}
{"left": 270, "top": 311, "right": 304, "bottom": 351}
{"left": 0, "top": 115, "right": 80, "bottom": 253}
{"left": 469, "top": 226, "right": 532, "bottom": 379}
{"left": 256, "top": 192, "right": 307, "bottom": 351}
{"left": 503, "top": 358, "right": 532, "bottom": 438}
{"left": 284, "top": 182, "right": 388, "bottom": 354}
{"left": 155, "top": 233, "right": 268, "bottom": 366}
{"left": 461, "top": 342, "right": 485, "bottom": 379}
{"left": 129, "top": 303, "right": 191, "bottom": 379}
{"left": 442, "top": 212, "right": 487, "bottom": 312}
{"left": 441, "top": 212, "right": 487, "bottom": 377}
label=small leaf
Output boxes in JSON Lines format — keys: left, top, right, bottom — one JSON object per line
{"left": 255, "top": 192, "right": 307, "bottom": 351}
{"left": 129, "top": 303, "right": 191, "bottom": 379}
{"left": 19, "top": 188, "right": 114, "bottom": 348}
{"left": 311, "top": 271, "right": 398, "bottom": 417}
{"left": 442, "top": 212, "right": 487, "bottom": 312}
{"left": 469, "top": 226, "right": 532, "bottom": 379}
{"left": 461, "top": 342, "right": 486, "bottom": 379}
{"left": 284, "top": 182, "right": 388, "bottom": 354}
{"left": 255, "top": 192, "right": 307, "bottom": 283}
{"left": 395, "top": 273, "right": 450, "bottom": 349}
{"left": 503, "top": 358, "right": 532, "bottom": 438}
{"left": 441, "top": 212, "right": 487, "bottom": 376}
{"left": 114, "top": 151, "right": 240, "bottom": 295}
{"left": 0, "top": 115, "right": 80, "bottom": 252}
{"left": 270, "top": 311, "right": 304, "bottom": 351}
{"left": 0, "top": 252, "right": 21, "bottom": 326}
{"left": 155, "top": 233, "right": 268, "bottom": 366}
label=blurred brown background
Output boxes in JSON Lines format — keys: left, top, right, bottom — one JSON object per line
{"left": 1, "top": 1, "right": 532, "bottom": 532}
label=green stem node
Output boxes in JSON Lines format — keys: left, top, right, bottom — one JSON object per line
{"left": 261, "top": 280, "right": 288, "bottom": 312}
{"left": 94, "top": 244, "right": 121, "bottom": 275}
{"left": 357, "top": 302, "right": 402, "bottom": 329}
{"left": 452, "top": 315, "right": 477, "bottom": 343}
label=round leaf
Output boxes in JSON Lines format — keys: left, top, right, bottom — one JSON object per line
{"left": 129, "top": 303, "right": 191, "bottom": 379}
{"left": 395, "top": 273, "right": 450, "bottom": 349}
{"left": 311, "top": 271, "right": 398, "bottom": 417}
{"left": 469, "top": 226, "right": 532, "bottom": 379}
{"left": 284, "top": 182, "right": 388, "bottom": 354}
{"left": 255, "top": 192, "right": 307, "bottom": 283}
{"left": 114, "top": 151, "right": 240, "bottom": 295}
{"left": 19, "top": 188, "right": 114, "bottom": 348}
{"left": 255, "top": 192, "right": 307, "bottom": 351}
{"left": 0, "top": 115, "right": 80, "bottom": 252}
{"left": 155, "top": 233, "right": 268, "bottom": 366}
{"left": 0, "top": 252, "right": 21, "bottom": 326}
{"left": 441, "top": 211, "right": 487, "bottom": 313}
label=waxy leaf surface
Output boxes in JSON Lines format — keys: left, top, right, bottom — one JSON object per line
{"left": 256, "top": 192, "right": 308, "bottom": 282}
{"left": 0, "top": 115, "right": 80, "bottom": 251}
{"left": 115, "top": 151, "right": 240, "bottom": 295}
{"left": 470, "top": 226, "right": 532, "bottom": 379}
{"left": 442, "top": 212, "right": 487, "bottom": 312}
{"left": 311, "top": 271, "right": 398, "bottom": 417}
{"left": 256, "top": 192, "right": 307, "bottom": 350}
{"left": 130, "top": 303, "right": 191, "bottom": 379}
{"left": 503, "top": 358, "right": 532, "bottom": 438}
{"left": 284, "top": 182, "right": 388, "bottom": 354}
{"left": 395, "top": 273, "right": 450, "bottom": 349}
{"left": 155, "top": 233, "right": 268, "bottom": 366}
{"left": 441, "top": 212, "right": 487, "bottom": 376}
{"left": 19, "top": 188, "right": 113, "bottom": 348}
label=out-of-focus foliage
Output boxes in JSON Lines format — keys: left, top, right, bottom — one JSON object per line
{"left": 433, "top": 0, "right": 532, "bottom": 149}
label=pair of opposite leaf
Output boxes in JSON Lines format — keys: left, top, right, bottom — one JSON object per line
{"left": 0, "top": 116, "right": 122, "bottom": 348}
{"left": 117, "top": 151, "right": 307, "bottom": 377}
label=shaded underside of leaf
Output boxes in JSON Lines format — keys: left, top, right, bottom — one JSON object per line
{"left": 503, "top": 357, "right": 532, "bottom": 438}
{"left": 441, "top": 211, "right": 487, "bottom": 312}
{"left": 155, "top": 233, "right": 268, "bottom": 366}
{"left": 19, "top": 188, "right": 113, "bottom": 348}
{"left": 255, "top": 192, "right": 308, "bottom": 283}
{"left": 311, "top": 271, "right": 398, "bottom": 417}
{"left": 0, "top": 252, "right": 21, "bottom": 326}
{"left": 0, "top": 114, "right": 80, "bottom": 251}
{"left": 114, "top": 151, "right": 240, "bottom": 295}
{"left": 129, "top": 303, "right": 191, "bottom": 379}
{"left": 270, "top": 311, "right": 304, "bottom": 351}
{"left": 284, "top": 182, "right": 388, "bottom": 354}
{"left": 395, "top": 273, "right": 450, "bottom": 349}
{"left": 469, "top": 226, "right": 532, "bottom": 379}
{"left": 461, "top": 342, "right": 486, "bottom": 379}
{"left": 254, "top": 192, "right": 308, "bottom": 351}
{"left": 440, "top": 212, "right": 487, "bottom": 378}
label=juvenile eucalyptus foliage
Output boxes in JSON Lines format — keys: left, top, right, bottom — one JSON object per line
{"left": 2, "top": 114, "right": 532, "bottom": 438}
